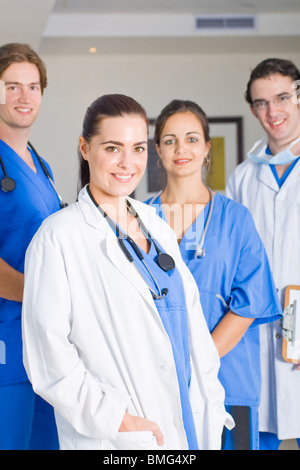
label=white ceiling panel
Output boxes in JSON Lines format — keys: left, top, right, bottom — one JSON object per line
{"left": 0, "top": 0, "right": 55, "bottom": 49}
{"left": 0, "top": 0, "right": 299, "bottom": 55}
{"left": 52, "top": 0, "right": 300, "bottom": 14}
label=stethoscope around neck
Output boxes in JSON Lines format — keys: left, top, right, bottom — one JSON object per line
{"left": 0, "top": 141, "right": 67, "bottom": 209}
{"left": 87, "top": 186, "right": 175, "bottom": 300}
{"left": 193, "top": 187, "right": 214, "bottom": 259}
{"left": 148, "top": 186, "right": 214, "bottom": 259}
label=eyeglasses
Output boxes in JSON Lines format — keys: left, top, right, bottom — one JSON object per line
{"left": 251, "top": 93, "right": 293, "bottom": 112}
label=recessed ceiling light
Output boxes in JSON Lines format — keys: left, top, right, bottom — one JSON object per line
{"left": 89, "top": 47, "right": 97, "bottom": 54}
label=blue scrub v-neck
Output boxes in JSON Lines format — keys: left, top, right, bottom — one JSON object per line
{"left": 269, "top": 158, "right": 300, "bottom": 187}
{"left": 265, "top": 144, "right": 300, "bottom": 188}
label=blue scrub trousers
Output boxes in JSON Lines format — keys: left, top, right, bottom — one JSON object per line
{"left": 0, "top": 381, "right": 59, "bottom": 450}
{"left": 259, "top": 432, "right": 300, "bottom": 450}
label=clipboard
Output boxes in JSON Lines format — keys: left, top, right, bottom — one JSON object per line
{"left": 282, "top": 285, "right": 300, "bottom": 363}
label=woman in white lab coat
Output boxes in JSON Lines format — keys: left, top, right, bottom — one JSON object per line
{"left": 22, "top": 94, "right": 233, "bottom": 450}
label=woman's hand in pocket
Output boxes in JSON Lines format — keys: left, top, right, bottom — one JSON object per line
{"left": 119, "top": 412, "right": 164, "bottom": 446}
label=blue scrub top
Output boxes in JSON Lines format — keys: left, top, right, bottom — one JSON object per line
{"left": 145, "top": 193, "right": 282, "bottom": 407}
{"left": 0, "top": 140, "right": 61, "bottom": 385}
{"left": 121, "top": 232, "right": 198, "bottom": 450}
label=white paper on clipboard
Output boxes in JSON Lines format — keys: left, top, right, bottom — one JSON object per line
{"left": 286, "top": 288, "right": 300, "bottom": 360}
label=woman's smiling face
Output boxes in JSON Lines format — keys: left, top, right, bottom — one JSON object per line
{"left": 79, "top": 114, "right": 148, "bottom": 204}
{"left": 156, "top": 111, "right": 210, "bottom": 179}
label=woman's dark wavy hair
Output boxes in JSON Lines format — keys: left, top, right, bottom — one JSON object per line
{"left": 245, "top": 58, "right": 300, "bottom": 104}
{"left": 77, "top": 94, "right": 148, "bottom": 192}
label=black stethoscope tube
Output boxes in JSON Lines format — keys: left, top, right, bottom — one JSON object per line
{"left": 87, "top": 185, "right": 175, "bottom": 299}
{"left": 0, "top": 154, "right": 16, "bottom": 191}
{"left": 0, "top": 141, "right": 67, "bottom": 208}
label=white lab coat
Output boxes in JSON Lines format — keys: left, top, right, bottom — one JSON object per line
{"left": 226, "top": 157, "right": 300, "bottom": 439}
{"left": 22, "top": 186, "right": 233, "bottom": 450}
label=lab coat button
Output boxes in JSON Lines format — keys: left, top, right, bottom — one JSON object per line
{"left": 276, "top": 333, "right": 281, "bottom": 339}
{"left": 162, "top": 364, "right": 171, "bottom": 372}
{"left": 174, "top": 417, "right": 182, "bottom": 427}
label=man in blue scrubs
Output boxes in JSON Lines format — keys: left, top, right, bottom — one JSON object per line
{"left": 0, "top": 43, "right": 60, "bottom": 449}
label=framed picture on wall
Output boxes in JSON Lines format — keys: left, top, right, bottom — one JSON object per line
{"left": 134, "top": 119, "right": 166, "bottom": 202}
{"left": 205, "top": 117, "right": 243, "bottom": 193}
{"left": 134, "top": 116, "right": 243, "bottom": 201}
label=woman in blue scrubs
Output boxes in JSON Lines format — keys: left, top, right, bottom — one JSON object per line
{"left": 0, "top": 43, "right": 61, "bottom": 449}
{"left": 145, "top": 99, "right": 282, "bottom": 450}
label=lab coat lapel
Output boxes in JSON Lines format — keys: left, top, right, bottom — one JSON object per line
{"left": 257, "top": 157, "right": 300, "bottom": 192}
{"left": 258, "top": 163, "right": 279, "bottom": 192}
{"left": 280, "top": 158, "right": 300, "bottom": 191}
{"left": 79, "top": 187, "right": 160, "bottom": 309}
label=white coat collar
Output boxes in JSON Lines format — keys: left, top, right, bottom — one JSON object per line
{"left": 77, "top": 186, "right": 109, "bottom": 232}
{"left": 257, "top": 158, "right": 300, "bottom": 192}
{"left": 77, "top": 185, "right": 157, "bottom": 231}
{"left": 77, "top": 186, "right": 162, "bottom": 310}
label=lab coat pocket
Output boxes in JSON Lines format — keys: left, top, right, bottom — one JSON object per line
{"left": 100, "top": 431, "right": 165, "bottom": 450}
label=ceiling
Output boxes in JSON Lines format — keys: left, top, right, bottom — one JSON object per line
{"left": 52, "top": 0, "right": 300, "bottom": 14}
{"left": 0, "top": 0, "right": 299, "bottom": 55}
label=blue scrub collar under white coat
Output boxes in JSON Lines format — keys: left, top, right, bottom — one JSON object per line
{"left": 247, "top": 135, "right": 300, "bottom": 165}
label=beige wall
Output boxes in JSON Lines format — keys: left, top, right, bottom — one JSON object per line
{"left": 30, "top": 51, "right": 300, "bottom": 204}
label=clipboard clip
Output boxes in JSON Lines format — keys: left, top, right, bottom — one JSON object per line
{"left": 281, "top": 300, "right": 298, "bottom": 344}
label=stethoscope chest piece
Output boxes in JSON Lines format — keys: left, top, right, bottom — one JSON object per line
{"left": 195, "top": 247, "right": 206, "bottom": 259}
{"left": 156, "top": 252, "right": 175, "bottom": 272}
{"left": 1, "top": 176, "right": 16, "bottom": 192}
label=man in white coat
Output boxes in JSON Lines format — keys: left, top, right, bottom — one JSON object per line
{"left": 226, "top": 58, "right": 300, "bottom": 450}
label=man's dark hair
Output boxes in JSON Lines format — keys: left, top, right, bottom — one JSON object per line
{"left": 245, "top": 58, "right": 300, "bottom": 104}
